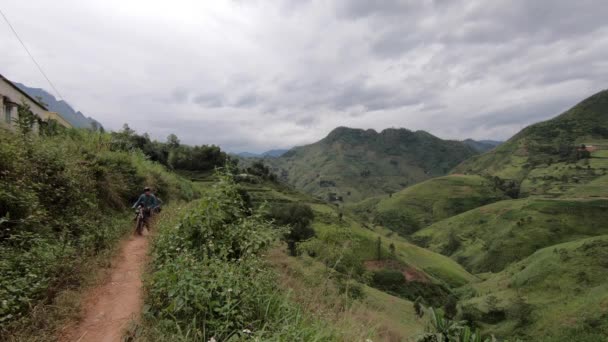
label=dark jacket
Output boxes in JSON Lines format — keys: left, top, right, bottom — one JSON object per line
{"left": 132, "top": 193, "right": 159, "bottom": 209}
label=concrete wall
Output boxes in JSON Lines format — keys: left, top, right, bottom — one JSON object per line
{"left": 47, "top": 111, "right": 73, "bottom": 128}
{"left": 0, "top": 77, "right": 49, "bottom": 130}
{"left": 0, "top": 76, "right": 72, "bottom": 130}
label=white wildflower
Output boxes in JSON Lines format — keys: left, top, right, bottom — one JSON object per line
{"left": 208, "top": 338, "right": 216, "bottom": 342}
{"left": 227, "top": 288, "right": 233, "bottom": 293}
{"left": 243, "top": 328, "right": 252, "bottom": 334}
{"left": 365, "top": 339, "right": 373, "bottom": 342}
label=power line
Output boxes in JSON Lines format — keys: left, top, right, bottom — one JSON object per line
{"left": 0, "top": 7, "right": 65, "bottom": 102}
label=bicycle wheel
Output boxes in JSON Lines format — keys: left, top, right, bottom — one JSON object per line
{"left": 135, "top": 216, "right": 144, "bottom": 235}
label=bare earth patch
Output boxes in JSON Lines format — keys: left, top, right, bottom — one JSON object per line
{"left": 60, "top": 231, "right": 149, "bottom": 342}
{"left": 364, "top": 260, "right": 430, "bottom": 283}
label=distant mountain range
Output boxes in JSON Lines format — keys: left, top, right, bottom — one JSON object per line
{"left": 15, "top": 83, "right": 103, "bottom": 129}
{"left": 237, "top": 149, "right": 289, "bottom": 158}
{"left": 462, "top": 139, "right": 502, "bottom": 152}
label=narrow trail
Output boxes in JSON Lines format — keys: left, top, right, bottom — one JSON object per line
{"left": 61, "top": 230, "right": 150, "bottom": 342}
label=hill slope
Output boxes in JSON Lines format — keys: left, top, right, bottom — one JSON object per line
{"left": 347, "top": 175, "right": 507, "bottom": 235}
{"left": 270, "top": 127, "right": 478, "bottom": 203}
{"left": 454, "top": 90, "right": 608, "bottom": 197}
{"left": 413, "top": 198, "right": 608, "bottom": 273}
{"left": 460, "top": 235, "right": 608, "bottom": 340}
{"left": 15, "top": 82, "right": 103, "bottom": 129}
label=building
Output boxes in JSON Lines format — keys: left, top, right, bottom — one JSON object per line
{"left": 0, "top": 73, "right": 73, "bottom": 130}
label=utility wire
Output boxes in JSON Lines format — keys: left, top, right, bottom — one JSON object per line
{"left": 0, "top": 7, "right": 65, "bottom": 102}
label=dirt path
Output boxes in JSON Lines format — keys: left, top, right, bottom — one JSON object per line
{"left": 61, "top": 231, "right": 149, "bottom": 342}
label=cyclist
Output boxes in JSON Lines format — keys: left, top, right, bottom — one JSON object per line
{"left": 132, "top": 187, "right": 160, "bottom": 231}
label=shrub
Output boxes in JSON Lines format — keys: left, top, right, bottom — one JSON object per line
{"left": 144, "top": 170, "right": 332, "bottom": 340}
{"left": 374, "top": 210, "right": 420, "bottom": 236}
{"left": 267, "top": 203, "right": 315, "bottom": 256}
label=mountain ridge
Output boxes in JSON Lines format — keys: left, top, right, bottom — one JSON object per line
{"left": 268, "top": 126, "right": 479, "bottom": 202}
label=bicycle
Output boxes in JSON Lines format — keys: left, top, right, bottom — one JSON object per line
{"left": 134, "top": 205, "right": 146, "bottom": 236}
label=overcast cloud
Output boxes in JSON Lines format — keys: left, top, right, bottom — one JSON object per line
{"left": 1, "top": 0, "right": 607, "bottom": 152}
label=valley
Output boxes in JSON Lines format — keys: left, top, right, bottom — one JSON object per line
{"left": 2, "top": 88, "right": 607, "bottom": 342}
{"left": 234, "top": 89, "right": 608, "bottom": 341}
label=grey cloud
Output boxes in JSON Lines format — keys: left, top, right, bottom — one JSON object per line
{"left": 171, "top": 88, "right": 189, "bottom": 104}
{"left": 2, "top": 0, "right": 607, "bottom": 153}
{"left": 370, "top": 30, "right": 423, "bottom": 58}
{"left": 334, "top": 0, "right": 424, "bottom": 19}
{"left": 233, "top": 93, "right": 259, "bottom": 108}
{"left": 193, "top": 93, "right": 224, "bottom": 108}
{"left": 469, "top": 97, "right": 579, "bottom": 129}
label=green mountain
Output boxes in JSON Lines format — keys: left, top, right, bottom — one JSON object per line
{"left": 269, "top": 127, "right": 478, "bottom": 203}
{"left": 462, "top": 139, "right": 502, "bottom": 152}
{"left": 454, "top": 89, "right": 608, "bottom": 197}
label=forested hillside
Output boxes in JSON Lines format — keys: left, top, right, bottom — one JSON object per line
{"left": 267, "top": 127, "right": 477, "bottom": 203}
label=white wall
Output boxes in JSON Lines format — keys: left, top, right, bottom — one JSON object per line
{"left": 0, "top": 78, "right": 49, "bottom": 129}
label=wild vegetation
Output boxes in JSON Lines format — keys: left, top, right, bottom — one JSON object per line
{"left": 0, "top": 111, "right": 196, "bottom": 338}
{"left": 110, "top": 125, "right": 231, "bottom": 173}
{"left": 137, "top": 170, "right": 338, "bottom": 341}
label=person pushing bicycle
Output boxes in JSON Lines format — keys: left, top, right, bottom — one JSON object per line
{"left": 132, "top": 187, "right": 160, "bottom": 231}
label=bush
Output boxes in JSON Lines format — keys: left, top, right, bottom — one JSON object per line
{"left": 267, "top": 203, "right": 315, "bottom": 256}
{"left": 0, "top": 127, "right": 194, "bottom": 328}
{"left": 374, "top": 210, "right": 420, "bottom": 236}
{"left": 370, "top": 269, "right": 449, "bottom": 307}
{"left": 144, "top": 170, "right": 333, "bottom": 340}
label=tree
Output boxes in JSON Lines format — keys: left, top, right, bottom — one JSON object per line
{"left": 376, "top": 236, "right": 382, "bottom": 260}
{"left": 509, "top": 294, "right": 533, "bottom": 327}
{"left": 15, "top": 103, "right": 38, "bottom": 138}
{"left": 389, "top": 242, "right": 396, "bottom": 258}
{"left": 268, "top": 203, "right": 315, "bottom": 256}
{"left": 485, "top": 295, "right": 499, "bottom": 312}
{"left": 167, "top": 133, "right": 180, "bottom": 148}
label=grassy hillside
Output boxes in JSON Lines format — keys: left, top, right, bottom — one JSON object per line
{"left": 457, "top": 235, "right": 608, "bottom": 341}
{"left": 347, "top": 175, "right": 507, "bottom": 235}
{"left": 454, "top": 90, "right": 608, "bottom": 197}
{"left": 239, "top": 179, "right": 476, "bottom": 289}
{"left": 267, "top": 127, "right": 477, "bottom": 203}
{"left": 413, "top": 198, "right": 608, "bottom": 273}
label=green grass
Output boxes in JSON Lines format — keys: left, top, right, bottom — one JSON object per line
{"left": 266, "top": 247, "right": 427, "bottom": 341}
{"left": 243, "top": 179, "right": 477, "bottom": 288}
{"left": 458, "top": 235, "right": 608, "bottom": 341}
{"left": 414, "top": 198, "right": 608, "bottom": 273}
{"left": 347, "top": 175, "right": 507, "bottom": 233}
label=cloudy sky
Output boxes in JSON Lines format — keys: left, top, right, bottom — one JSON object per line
{"left": 1, "top": 0, "right": 607, "bottom": 152}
